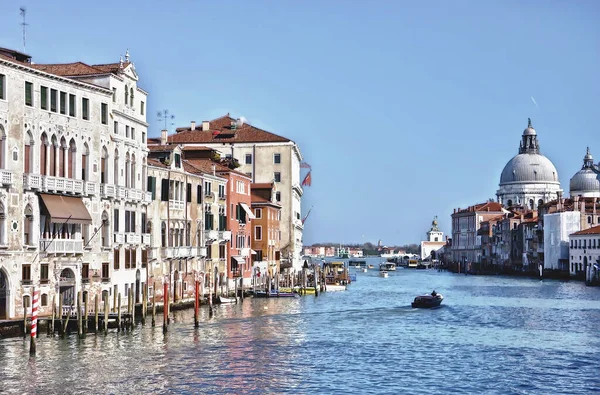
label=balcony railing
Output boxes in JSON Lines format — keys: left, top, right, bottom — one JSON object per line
{"left": 147, "top": 248, "right": 158, "bottom": 260}
{"left": 40, "top": 238, "right": 83, "bottom": 254}
{"left": 219, "top": 231, "right": 232, "bottom": 242}
{"left": 162, "top": 247, "right": 174, "bottom": 259}
{"left": 0, "top": 170, "right": 13, "bottom": 186}
{"left": 205, "top": 230, "right": 218, "bottom": 242}
{"left": 142, "top": 233, "right": 151, "bottom": 245}
{"left": 117, "top": 186, "right": 126, "bottom": 199}
{"left": 169, "top": 200, "right": 184, "bottom": 210}
{"left": 100, "top": 184, "right": 117, "bottom": 198}
{"left": 114, "top": 233, "right": 124, "bottom": 244}
{"left": 125, "top": 233, "right": 141, "bottom": 244}
{"left": 198, "top": 247, "right": 207, "bottom": 257}
{"left": 24, "top": 174, "right": 90, "bottom": 195}
{"left": 126, "top": 188, "right": 143, "bottom": 202}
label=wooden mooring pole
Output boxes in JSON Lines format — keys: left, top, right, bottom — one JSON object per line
{"left": 194, "top": 280, "right": 199, "bottom": 328}
{"left": 83, "top": 293, "right": 88, "bottom": 337}
{"left": 29, "top": 288, "right": 38, "bottom": 355}
{"left": 130, "top": 291, "right": 135, "bottom": 331}
{"left": 117, "top": 293, "right": 122, "bottom": 331}
{"left": 77, "top": 291, "right": 82, "bottom": 339}
{"left": 50, "top": 294, "right": 55, "bottom": 336}
{"left": 142, "top": 285, "right": 147, "bottom": 326}
{"left": 94, "top": 294, "right": 99, "bottom": 333}
{"left": 151, "top": 282, "right": 156, "bottom": 327}
{"left": 104, "top": 295, "right": 109, "bottom": 334}
{"left": 163, "top": 282, "right": 168, "bottom": 334}
{"left": 57, "top": 293, "right": 63, "bottom": 336}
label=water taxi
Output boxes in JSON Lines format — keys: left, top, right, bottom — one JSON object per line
{"left": 379, "top": 271, "right": 388, "bottom": 278}
{"left": 411, "top": 292, "right": 443, "bottom": 308}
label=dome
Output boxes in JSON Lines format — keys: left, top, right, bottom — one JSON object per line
{"left": 569, "top": 169, "right": 600, "bottom": 195}
{"left": 500, "top": 153, "right": 560, "bottom": 185}
{"left": 569, "top": 147, "right": 600, "bottom": 196}
{"left": 523, "top": 126, "right": 536, "bottom": 136}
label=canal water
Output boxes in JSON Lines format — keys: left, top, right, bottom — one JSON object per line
{"left": 1, "top": 261, "right": 599, "bottom": 394}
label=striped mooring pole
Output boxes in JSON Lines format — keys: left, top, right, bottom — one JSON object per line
{"left": 30, "top": 288, "right": 39, "bottom": 355}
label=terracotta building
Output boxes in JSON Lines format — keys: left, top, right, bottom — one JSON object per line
{"left": 251, "top": 183, "right": 282, "bottom": 278}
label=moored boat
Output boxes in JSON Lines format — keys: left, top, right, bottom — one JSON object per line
{"left": 254, "top": 290, "right": 298, "bottom": 298}
{"left": 324, "top": 284, "right": 347, "bottom": 292}
{"left": 215, "top": 296, "right": 237, "bottom": 304}
{"left": 380, "top": 271, "right": 388, "bottom": 278}
{"left": 411, "top": 292, "right": 443, "bottom": 308}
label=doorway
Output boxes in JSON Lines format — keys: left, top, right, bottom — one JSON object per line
{"left": 0, "top": 269, "right": 8, "bottom": 319}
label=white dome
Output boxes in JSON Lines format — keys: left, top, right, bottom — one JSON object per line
{"left": 500, "top": 153, "right": 560, "bottom": 185}
{"left": 569, "top": 148, "right": 600, "bottom": 197}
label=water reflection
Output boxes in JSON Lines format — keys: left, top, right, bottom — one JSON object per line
{"left": 1, "top": 268, "right": 599, "bottom": 394}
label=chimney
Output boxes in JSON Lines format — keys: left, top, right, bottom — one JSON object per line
{"left": 202, "top": 121, "right": 210, "bottom": 131}
{"left": 212, "top": 164, "right": 216, "bottom": 176}
{"left": 160, "top": 129, "right": 168, "bottom": 145}
{"left": 191, "top": 121, "right": 196, "bottom": 131}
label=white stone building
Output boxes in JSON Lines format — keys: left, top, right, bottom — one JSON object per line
{"left": 168, "top": 116, "right": 305, "bottom": 271}
{"left": 569, "top": 225, "right": 600, "bottom": 283}
{"left": 0, "top": 47, "right": 149, "bottom": 319}
{"left": 420, "top": 216, "right": 445, "bottom": 261}
{"left": 543, "top": 211, "right": 580, "bottom": 271}
{"left": 497, "top": 119, "right": 562, "bottom": 210}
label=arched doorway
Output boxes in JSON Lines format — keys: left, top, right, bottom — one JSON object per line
{"left": 59, "top": 268, "right": 76, "bottom": 308}
{"left": 0, "top": 268, "right": 8, "bottom": 319}
{"left": 135, "top": 269, "right": 141, "bottom": 304}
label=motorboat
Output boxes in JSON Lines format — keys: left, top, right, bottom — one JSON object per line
{"left": 215, "top": 296, "right": 237, "bottom": 304}
{"left": 253, "top": 290, "right": 298, "bottom": 298}
{"left": 324, "top": 284, "right": 347, "bottom": 292}
{"left": 411, "top": 292, "right": 443, "bottom": 308}
{"left": 379, "top": 271, "right": 388, "bottom": 278}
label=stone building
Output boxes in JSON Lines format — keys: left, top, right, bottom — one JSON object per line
{"left": 497, "top": 119, "right": 562, "bottom": 210}
{"left": 0, "top": 48, "right": 149, "bottom": 319}
{"left": 168, "top": 116, "right": 305, "bottom": 271}
{"left": 251, "top": 183, "right": 282, "bottom": 278}
{"left": 569, "top": 225, "right": 600, "bottom": 284}
{"left": 420, "top": 216, "right": 445, "bottom": 261}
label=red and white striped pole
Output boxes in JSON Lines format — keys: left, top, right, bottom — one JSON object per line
{"left": 30, "top": 288, "right": 39, "bottom": 355}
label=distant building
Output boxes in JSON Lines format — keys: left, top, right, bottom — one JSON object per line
{"left": 451, "top": 202, "right": 506, "bottom": 263}
{"left": 251, "top": 183, "right": 282, "bottom": 277}
{"left": 569, "top": 225, "right": 600, "bottom": 284}
{"left": 420, "top": 217, "right": 445, "bottom": 261}
{"left": 569, "top": 147, "right": 600, "bottom": 198}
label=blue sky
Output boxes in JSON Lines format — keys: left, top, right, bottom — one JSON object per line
{"left": 1, "top": 1, "right": 599, "bottom": 246}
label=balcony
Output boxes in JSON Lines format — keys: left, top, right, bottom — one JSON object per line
{"left": 219, "top": 231, "right": 232, "bottom": 242}
{"left": 125, "top": 233, "right": 141, "bottom": 244}
{"left": 147, "top": 248, "right": 158, "bottom": 260}
{"left": 162, "top": 247, "right": 175, "bottom": 259}
{"left": 218, "top": 194, "right": 227, "bottom": 201}
{"left": 40, "top": 238, "right": 83, "bottom": 254}
{"left": 113, "top": 233, "right": 124, "bottom": 244}
{"left": 117, "top": 186, "right": 126, "bottom": 199}
{"left": 169, "top": 200, "right": 184, "bottom": 210}
{"left": 0, "top": 170, "right": 13, "bottom": 186}
{"left": 84, "top": 181, "right": 97, "bottom": 195}
{"left": 197, "top": 247, "right": 207, "bottom": 257}
{"left": 142, "top": 233, "right": 151, "bottom": 245}
{"left": 189, "top": 247, "right": 198, "bottom": 256}
{"left": 205, "top": 230, "right": 218, "bottom": 242}
{"left": 24, "top": 174, "right": 88, "bottom": 195}
{"left": 100, "top": 184, "right": 117, "bottom": 199}
{"left": 143, "top": 191, "right": 153, "bottom": 203}
{"left": 126, "top": 188, "right": 143, "bottom": 202}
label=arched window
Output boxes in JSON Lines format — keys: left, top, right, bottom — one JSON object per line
{"left": 49, "top": 135, "right": 58, "bottom": 177}
{"left": 114, "top": 149, "right": 119, "bottom": 186}
{"left": 59, "top": 137, "right": 67, "bottom": 177}
{"left": 102, "top": 211, "right": 110, "bottom": 247}
{"left": 81, "top": 143, "right": 89, "bottom": 181}
{"left": 186, "top": 221, "right": 191, "bottom": 245}
{"left": 161, "top": 222, "right": 167, "bottom": 247}
{"left": 529, "top": 199, "right": 534, "bottom": 210}
{"left": 40, "top": 133, "right": 48, "bottom": 175}
{"left": 0, "top": 124, "right": 6, "bottom": 169}
{"left": 124, "top": 86, "right": 129, "bottom": 105}
{"left": 538, "top": 199, "right": 543, "bottom": 208}
{"left": 130, "top": 87, "right": 134, "bottom": 104}
{"left": 41, "top": 294, "right": 48, "bottom": 307}
{"left": 125, "top": 153, "right": 131, "bottom": 188}
{"left": 142, "top": 157, "right": 147, "bottom": 190}
{"left": 101, "top": 146, "right": 109, "bottom": 184}
{"left": 68, "top": 139, "right": 77, "bottom": 179}
{"left": 507, "top": 200, "right": 513, "bottom": 207}
{"left": 0, "top": 202, "right": 5, "bottom": 245}
{"left": 24, "top": 204, "right": 34, "bottom": 246}
{"left": 24, "top": 130, "right": 34, "bottom": 174}
{"left": 588, "top": 216, "right": 592, "bottom": 224}
{"left": 130, "top": 153, "right": 136, "bottom": 189}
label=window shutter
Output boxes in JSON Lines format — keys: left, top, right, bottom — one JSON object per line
{"left": 187, "top": 183, "right": 192, "bottom": 203}
{"left": 161, "top": 179, "right": 169, "bottom": 201}
{"left": 197, "top": 185, "right": 202, "bottom": 203}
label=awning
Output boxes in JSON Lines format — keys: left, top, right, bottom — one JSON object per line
{"left": 240, "top": 203, "right": 256, "bottom": 219}
{"left": 39, "top": 194, "right": 92, "bottom": 224}
{"left": 232, "top": 256, "right": 245, "bottom": 264}
{"left": 251, "top": 249, "right": 258, "bottom": 255}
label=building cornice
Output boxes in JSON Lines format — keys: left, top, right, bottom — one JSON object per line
{"left": 112, "top": 109, "right": 149, "bottom": 127}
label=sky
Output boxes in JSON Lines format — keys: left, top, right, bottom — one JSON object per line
{"left": 0, "top": 0, "right": 599, "bottom": 246}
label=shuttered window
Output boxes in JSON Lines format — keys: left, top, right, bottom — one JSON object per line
{"left": 40, "top": 86, "right": 48, "bottom": 110}
{"left": 161, "top": 178, "right": 169, "bottom": 201}
{"left": 0, "top": 74, "right": 5, "bottom": 100}
{"left": 187, "top": 183, "right": 192, "bottom": 203}
{"left": 25, "top": 82, "right": 33, "bottom": 106}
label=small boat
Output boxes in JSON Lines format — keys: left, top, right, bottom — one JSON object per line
{"left": 380, "top": 271, "right": 388, "bottom": 278}
{"left": 324, "top": 284, "right": 347, "bottom": 292}
{"left": 215, "top": 296, "right": 237, "bottom": 304}
{"left": 360, "top": 267, "right": 367, "bottom": 273}
{"left": 294, "top": 286, "right": 317, "bottom": 295}
{"left": 411, "top": 292, "right": 443, "bottom": 308}
{"left": 253, "top": 290, "right": 298, "bottom": 298}
{"left": 368, "top": 265, "right": 375, "bottom": 269}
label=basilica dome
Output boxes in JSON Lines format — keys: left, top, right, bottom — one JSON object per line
{"left": 496, "top": 119, "right": 563, "bottom": 209}
{"left": 569, "top": 147, "right": 600, "bottom": 197}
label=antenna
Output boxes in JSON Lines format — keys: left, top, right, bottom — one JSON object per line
{"left": 157, "top": 110, "right": 176, "bottom": 132}
{"left": 20, "top": 6, "right": 28, "bottom": 52}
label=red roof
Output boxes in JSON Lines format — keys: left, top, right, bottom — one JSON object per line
{"left": 571, "top": 225, "right": 600, "bottom": 236}
{"left": 456, "top": 201, "right": 504, "bottom": 214}
{"left": 168, "top": 115, "right": 291, "bottom": 144}
{"left": 147, "top": 158, "right": 168, "bottom": 168}
{"left": 251, "top": 183, "right": 274, "bottom": 189}
{"left": 183, "top": 158, "right": 250, "bottom": 179}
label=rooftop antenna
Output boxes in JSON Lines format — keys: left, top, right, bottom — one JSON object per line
{"left": 20, "top": 6, "right": 28, "bottom": 52}
{"left": 157, "top": 110, "right": 176, "bottom": 132}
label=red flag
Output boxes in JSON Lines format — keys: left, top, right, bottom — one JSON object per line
{"left": 300, "top": 162, "right": 312, "bottom": 169}
{"left": 301, "top": 171, "right": 312, "bottom": 187}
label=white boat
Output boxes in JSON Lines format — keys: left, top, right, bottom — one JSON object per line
{"left": 361, "top": 267, "right": 367, "bottom": 273}
{"left": 380, "top": 271, "right": 388, "bottom": 278}
{"left": 215, "top": 296, "right": 237, "bottom": 304}
{"left": 380, "top": 263, "right": 396, "bottom": 272}
{"left": 324, "top": 284, "right": 347, "bottom": 292}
